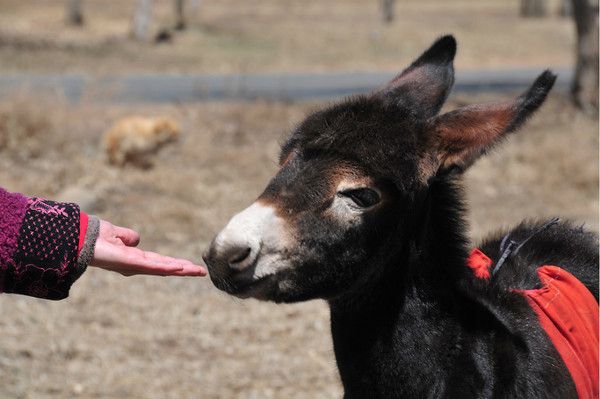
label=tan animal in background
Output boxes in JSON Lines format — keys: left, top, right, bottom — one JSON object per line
{"left": 104, "top": 116, "right": 180, "bottom": 166}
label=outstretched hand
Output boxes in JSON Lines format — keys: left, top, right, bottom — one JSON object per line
{"left": 91, "top": 220, "right": 206, "bottom": 277}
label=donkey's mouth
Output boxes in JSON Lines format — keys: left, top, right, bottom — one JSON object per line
{"left": 211, "top": 273, "right": 276, "bottom": 300}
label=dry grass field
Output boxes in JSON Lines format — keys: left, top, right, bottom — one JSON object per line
{"left": 0, "top": 0, "right": 577, "bottom": 74}
{"left": 0, "top": 0, "right": 595, "bottom": 397}
{"left": 0, "top": 90, "right": 596, "bottom": 398}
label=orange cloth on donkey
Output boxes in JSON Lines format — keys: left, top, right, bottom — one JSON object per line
{"left": 467, "top": 249, "right": 599, "bottom": 399}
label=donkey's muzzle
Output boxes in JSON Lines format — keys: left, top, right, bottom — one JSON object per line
{"left": 204, "top": 240, "right": 256, "bottom": 275}
{"left": 203, "top": 237, "right": 272, "bottom": 298}
{"left": 203, "top": 202, "right": 268, "bottom": 281}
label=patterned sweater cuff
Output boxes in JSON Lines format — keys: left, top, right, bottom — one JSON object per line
{"left": 76, "top": 215, "right": 100, "bottom": 277}
{"left": 6, "top": 198, "right": 81, "bottom": 300}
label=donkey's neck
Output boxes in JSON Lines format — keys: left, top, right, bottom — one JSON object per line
{"left": 328, "top": 178, "right": 471, "bottom": 398}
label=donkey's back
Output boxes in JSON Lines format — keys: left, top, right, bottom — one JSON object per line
{"left": 479, "top": 219, "right": 599, "bottom": 299}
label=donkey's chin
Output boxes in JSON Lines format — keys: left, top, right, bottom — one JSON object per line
{"left": 210, "top": 272, "right": 279, "bottom": 300}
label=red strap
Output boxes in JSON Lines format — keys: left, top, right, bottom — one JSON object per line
{"left": 467, "top": 250, "right": 599, "bottom": 398}
{"left": 518, "top": 266, "right": 599, "bottom": 399}
{"left": 78, "top": 211, "right": 89, "bottom": 256}
{"left": 467, "top": 248, "right": 492, "bottom": 279}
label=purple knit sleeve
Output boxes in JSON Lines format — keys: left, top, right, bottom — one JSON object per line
{"left": 0, "top": 188, "right": 29, "bottom": 292}
{"left": 0, "top": 188, "right": 83, "bottom": 300}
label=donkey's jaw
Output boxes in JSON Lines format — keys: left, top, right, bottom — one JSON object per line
{"left": 210, "top": 272, "right": 278, "bottom": 300}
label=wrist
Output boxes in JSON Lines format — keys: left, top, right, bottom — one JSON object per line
{"left": 76, "top": 215, "right": 100, "bottom": 276}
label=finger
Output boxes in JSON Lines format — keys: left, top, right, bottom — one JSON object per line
{"left": 118, "top": 267, "right": 183, "bottom": 277}
{"left": 113, "top": 226, "right": 141, "bottom": 247}
{"left": 132, "top": 250, "right": 203, "bottom": 269}
{"left": 171, "top": 264, "right": 207, "bottom": 277}
{"left": 126, "top": 248, "right": 206, "bottom": 272}
{"left": 134, "top": 264, "right": 206, "bottom": 277}
{"left": 130, "top": 253, "right": 206, "bottom": 276}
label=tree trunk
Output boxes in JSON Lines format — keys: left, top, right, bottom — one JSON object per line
{"left": 66, "top": 0, "right": 84, "bottom": 26}
{"left": 132, "top": 0, "right": 154, "bottom": 41}
{"left": 381, "top": 0, "right": 395, "bottom": 23}
{"left": 559, "top": 0, "right": 573, "bottom": 16}
{"left": 520, "top": 0, "right": 547, "bottom": 17}
{"left": 190, "top": 0, "right": 202, "bottom": 11}
{"left": 571, "top": 0, "right": 599, "bottom": 114}
{"left": 175, "top": 0, "right": 186, "bottom": 30}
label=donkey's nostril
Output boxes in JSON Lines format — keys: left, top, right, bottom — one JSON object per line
{"left": 228, "top": 247, "right": 252, "bottom": 268}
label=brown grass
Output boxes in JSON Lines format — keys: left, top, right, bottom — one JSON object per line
{"left": 0, "top": 96, "right": 58, "bottom": 160}
{"left": 0, "top": 0, "right": 577, "bottom": 74}
{"left": 0, "top": 93, "right": 596, "bottom": 398}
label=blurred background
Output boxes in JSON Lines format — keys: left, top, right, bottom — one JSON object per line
{"left": 0, "top": 1, "right": 597, "bottom": 398}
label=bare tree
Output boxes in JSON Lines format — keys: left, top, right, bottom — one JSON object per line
{"left": 520, "top": 0, "right": 547, "bottom": 17}
{"left": 571, "top": 0, "right": 599, "bottom": 114}
{"left": 190, "top": 0, "right": 202, "bottom": 11}
{"left": 132, "top": 0, "right": 154, "bottom": 41}
{"left": 381, "top": 0, "right": 395, "bottom": 23}
{"left": 66, "top": 0, "right": 84, "bottom": 26}
{"left": 175, "top": 0, "right": 186, "bottom": 30}
{"left": 559, "top": 0, "right": 573, "bottom": 16}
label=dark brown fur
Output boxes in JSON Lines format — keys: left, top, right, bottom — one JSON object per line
{"left": 204, "top": 36, "right": 598, "bottom": 398}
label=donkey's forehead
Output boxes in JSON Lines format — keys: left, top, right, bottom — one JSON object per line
{"left": 285, "top": 96, "right": 416, "bottom": 153}
{"left": 278, "top": 97, "right": 423, "bottom": 188}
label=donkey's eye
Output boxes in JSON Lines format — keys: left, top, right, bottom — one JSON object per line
{"left": 339, "top": 188, "right": 381, "bottom": 208}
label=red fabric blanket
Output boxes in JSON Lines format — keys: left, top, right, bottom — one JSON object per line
{"left": 467, "top": 249, "right": 599, "bottom": 399}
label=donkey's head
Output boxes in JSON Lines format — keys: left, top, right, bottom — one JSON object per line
{"left": 203, "top": 36, "right": 556, "bottom": 303}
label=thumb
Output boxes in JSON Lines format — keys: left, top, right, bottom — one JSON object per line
{"left": 113, "top": 225, "right": 141, "bottom": 247}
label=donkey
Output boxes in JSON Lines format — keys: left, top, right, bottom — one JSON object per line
{"left": 203, "top": 36, "right": 599, "bottom": 398}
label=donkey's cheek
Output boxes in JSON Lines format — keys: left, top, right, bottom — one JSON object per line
{"left": 322, "top": 197, "right": 367, "bottom": 230}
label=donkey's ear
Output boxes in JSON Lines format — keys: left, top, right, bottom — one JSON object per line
{"left": 377, "top": 35, "right": 456, "bottom": 118}
{"left": 428, "top": 71, "right": 556, "bottom": 174}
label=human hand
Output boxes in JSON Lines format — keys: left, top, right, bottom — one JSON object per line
{"left": 91, "top": 220, "right": 206, "bottom": 277}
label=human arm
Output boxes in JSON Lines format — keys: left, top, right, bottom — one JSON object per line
{"left": 0, "top": 187, "right": 205, "bottom": 300}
